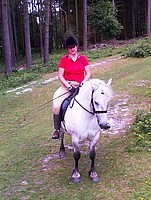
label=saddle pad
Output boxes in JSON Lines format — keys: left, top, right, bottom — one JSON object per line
{"left": 60, "top": 95, "right": 73, "bottom": 121}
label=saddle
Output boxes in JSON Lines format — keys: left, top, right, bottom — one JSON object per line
{"left": 60, "top": 87, "right": 79, "bottom": 121}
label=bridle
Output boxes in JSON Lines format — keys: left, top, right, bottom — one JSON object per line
{"left": 72, "top": 89, "right": 108, "bottom": 115}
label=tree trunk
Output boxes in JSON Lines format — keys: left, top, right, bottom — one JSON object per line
{"left": 147, "top": 0, "right": 151, "bottom": 36}
{"left": 83, "top": 0, "right": 87, "bottom": 51}
{"left": 75, "top": 0, "right": 79, "bottom": 40}
{"left": 1, "top": 0, "right": 12, "bottom": 76}
{"left": 23, "top": 0, "right": 32, "bottom": 68}
{"left": 78, "top": 0, "right": 84, "bottom": 46}
{"left": 132, "top": 0, "right": 136, "bottom": 38}
{"left": 37, "top": 0, "right": 44, "bottom": 58}
{"left": 54, "top": 1, "right": 58, "bottom": 49}
{"left": 43, "top": 0, "right": 50, "bottom": 66}
{"left": 12, "top": 0, "right": 19, "bottom": 61}
{"left": 8, "top": 0, "right": 15, "bottom": 67}
{"left": 67, "top": 0, "right": 71, "bottom": 33}
{"left": 49, "top": 1, "right": 53, "bottom": 51}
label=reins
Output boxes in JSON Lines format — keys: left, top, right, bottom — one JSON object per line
{"left": 24, "top": 91, "right": 69, "bottom": 117}
{"left": 74, "top": 98, "right": 95, "bottom": 115}
{"left": 72, "top": 89, "right": 107, "bottom": 115}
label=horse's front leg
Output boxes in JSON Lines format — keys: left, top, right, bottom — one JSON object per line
{"left": 89, "top": 144, "right": 100, "bottom": 182}
{"left": 71, "top": 141, "right": 81, "bottom": 183}
{"left": 59, "top": 131, "right": 66, "bottom": 158}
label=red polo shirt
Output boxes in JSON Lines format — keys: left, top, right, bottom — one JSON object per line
{"left": 58, "top": 54, "right": 89, "bottom": 83}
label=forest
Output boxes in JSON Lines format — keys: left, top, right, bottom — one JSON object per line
{"left": 0, "top": 0, "right": 151, "bottom": 77}
{"left": 0, "top": 1, "right": 151, "bottom": 199}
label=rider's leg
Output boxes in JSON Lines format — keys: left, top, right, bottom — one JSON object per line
{"left": 52, "top": 86, "right": 69, "bottom": 140}
{"left": 52, "top": 114, "right": 61, "bottom": 139}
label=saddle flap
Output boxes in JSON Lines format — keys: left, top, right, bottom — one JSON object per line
{"left": 60, "top": 86, "right": 80, "bottom": 121}
{"left": 60, "top": 95, "right": 73, "bottom": 121}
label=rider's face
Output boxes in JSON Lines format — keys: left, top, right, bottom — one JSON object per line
{"left": 68, "top": 45, "right": 77, "bottom": 55}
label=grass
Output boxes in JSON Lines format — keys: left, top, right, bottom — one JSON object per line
{"left": 0, "top": 51, "right": 151, "bottom": 199}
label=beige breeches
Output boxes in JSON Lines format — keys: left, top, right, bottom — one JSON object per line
{"left": 52, "top": 81, "right": 79, "bottom": 115}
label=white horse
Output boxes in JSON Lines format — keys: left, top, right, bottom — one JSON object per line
{"left": 58, "top": 78, "right": 113, "bottom": 183}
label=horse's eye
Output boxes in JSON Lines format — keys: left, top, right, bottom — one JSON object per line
{"left": 95, "top": 101, "right": 99, "bottom": 105}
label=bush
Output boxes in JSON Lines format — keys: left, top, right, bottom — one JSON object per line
{"left": 0, "top": 50, "right": 63, "bottom": 92}
{"left": 0, "top": 70, "right": 40, "bottom": 91}
{"left": 127, "top": 110, "right": 151, "bottom": 150}
{"left": 0, "top": 59, "right": 60, "bottom": 92}
{"left": 124, "top": 37, "right": 151, "bottom": 58}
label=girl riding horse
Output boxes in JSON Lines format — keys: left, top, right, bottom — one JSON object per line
{"left": 52, "top": 36, "right": 91, "bottom": 140}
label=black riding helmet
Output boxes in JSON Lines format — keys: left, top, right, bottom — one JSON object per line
{"left": 65, "top": 36, "right": 78, "bottom": 48}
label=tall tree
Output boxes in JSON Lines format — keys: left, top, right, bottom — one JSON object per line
{"left": 78, "top": 0, "right": 84, "bottom": 46}
{"left": 43, "top": 0, "right": 50, "bottom": 66}
{"left": 67, "top": 0, "right": 71, "bottom": 33}
{"left": 1, "top": 0, "right": 12, "bottom": 76}
{"left": 11, "top": 0, "right": 19, "bottom": 61}
{"left": 8, "top": 0, "right": 16, "bottom": 66}
{"left": 147, "top": 0, "right": 151, "bottom": 36}
{"left": 75, "top": 0, "right": 79, "bottom": 39}
{"left": 38, "top": 0, "right": 44, "bottom": 58}
{"left": 131, "top": 0, "right": 136, "bottom": 38}
{"left": 88, "top": 1, "right": 123, "bottom": 42}
{"left": 83, "top": 0, "right": 87, "bottom": 50}
{"left": 23, "top": 0, "right": 32, "bottom": 68}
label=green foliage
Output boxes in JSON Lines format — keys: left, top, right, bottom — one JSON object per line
{"left": 0, "top": 64, "right": 56, "bottom": 92}
{"left": 0, "top": 69, "right": 40, "bottom": 91}
{"left": 88, "top": 0, "right": 123, "bottom": 38}
{"left": 84, "top": 46, "right": 122, "bottom": 62}
{"left": 0, "top": 52, "right": 62, "bottom": 92}
{"left": 124, "top": 37, "right": 151, "bottom": 58}
{"left": 127, "top": 111, "right": 151, "bottom": 150}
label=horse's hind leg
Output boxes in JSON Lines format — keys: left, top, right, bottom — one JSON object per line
{"left": 89, "top": 145, "right": 100, "bottom": 182}
{"left": 59, "top": 131, "right": 66, "bottom": 158}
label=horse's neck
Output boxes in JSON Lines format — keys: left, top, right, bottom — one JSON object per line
{"left": 77, "top": 84, "right": 92, "bottom": 106}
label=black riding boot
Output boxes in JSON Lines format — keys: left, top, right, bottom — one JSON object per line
{"left": 52, "top": 114, "right": 61, "bottom": 140}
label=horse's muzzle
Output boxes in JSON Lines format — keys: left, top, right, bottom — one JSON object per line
{"left": 99, "top": 123, "right": 110, "bottom": 129}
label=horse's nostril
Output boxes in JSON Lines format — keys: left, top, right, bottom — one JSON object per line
{"left": 99, "top": 123, "right": 110, "bottom": 129}
{"left": 99, "top": 124, "right": 105, "bottom": 129}
{"left": 105, "top": 123, "right": 110, "bottom": 129}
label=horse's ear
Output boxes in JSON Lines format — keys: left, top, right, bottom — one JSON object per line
{"left": 92, "top": 83, "right": 99, "bottom": 90}
{"left": 107, "top": 78, "right": 112, "bottom": 86}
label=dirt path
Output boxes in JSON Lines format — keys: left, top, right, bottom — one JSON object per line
{"left": 106, "top": 94, "right": 135, "bottom": 135}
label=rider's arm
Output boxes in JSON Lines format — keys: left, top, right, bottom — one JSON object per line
{"left": 58, "top": 67, "right": 71, "bottom": 89}
{"left": 82, "top": 65, "right": 91, "bottom": 84}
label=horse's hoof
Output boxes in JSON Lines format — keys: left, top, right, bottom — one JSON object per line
{"left": 90, "top": 176, "right": 100, "bottom": 183}
{"left": 59, "top": 151, "right": 66, "bottom": 158}
{"left": 71, "top": 177, "right": 81, "bottom": 183}
{"left": 89, "top": 171, "right": 100, "bottom": 183}
{"left": 71, "top": 170, "right": 81, "bottom": 183}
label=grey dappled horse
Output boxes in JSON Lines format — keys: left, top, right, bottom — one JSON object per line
{"left": 59, "top": 79, "right": 113, "bottom": 182}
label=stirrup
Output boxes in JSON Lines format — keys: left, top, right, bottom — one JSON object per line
{"left": 52, "top": 129, "right": 60, "bottom": 140}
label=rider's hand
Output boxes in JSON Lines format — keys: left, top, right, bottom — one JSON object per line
{"left": 68, "top": 86, "right": 77, "bottom": 94}
{"left": 79, "top": 82, "right": 84, "bottom": 87}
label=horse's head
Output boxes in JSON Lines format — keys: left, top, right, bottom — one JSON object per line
{"left": 90, "top": 78, "right": 113, "bottom": 129}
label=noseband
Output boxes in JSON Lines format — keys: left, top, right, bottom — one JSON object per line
{"left": 73, "top": 89, "right": 107, "bottom": 115}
